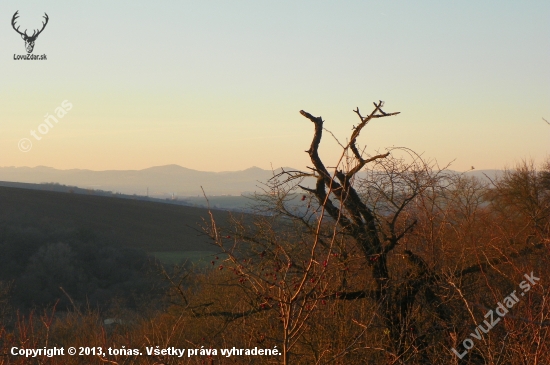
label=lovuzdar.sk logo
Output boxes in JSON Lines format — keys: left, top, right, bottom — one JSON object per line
{"left": 12, "top": 10, "right": 48, "bottom": 60}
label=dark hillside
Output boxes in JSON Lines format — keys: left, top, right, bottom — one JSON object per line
{"left": 0, "top": 185, "right": 233, "bottom": 252}
{"left": 0, "top": 186, "right": 237, "bottom": 311}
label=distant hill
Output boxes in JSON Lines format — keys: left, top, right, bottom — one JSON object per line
{"left": 462, "top": 169, "right": 505, "bottom": 182}
{"left": 0, "top": 185, "right": 236, "bottom": 253}
{"left": 0, "top": 181, "right": 264, "bottom": 213}
{"left": 0, "top": 165, "right": 287, "bottom": 197}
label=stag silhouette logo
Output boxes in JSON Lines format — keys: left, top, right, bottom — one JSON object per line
{"left": 12, "top": 11, "right": 49, "bottom": 54}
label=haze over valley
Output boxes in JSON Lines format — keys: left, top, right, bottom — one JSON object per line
{"left": 0, "top": 164, "right": 504, "bottom": 198}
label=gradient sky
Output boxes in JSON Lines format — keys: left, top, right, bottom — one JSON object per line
{"left": 1, "top": 0, "right": 548, "bottom": 172}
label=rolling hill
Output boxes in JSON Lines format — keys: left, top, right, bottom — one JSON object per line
{"left": 0, "top": 185, "right": 236, "bottom": 253}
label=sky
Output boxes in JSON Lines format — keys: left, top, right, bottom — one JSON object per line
{"left": 0, "top": 0, "right": 548, "bottom": 172}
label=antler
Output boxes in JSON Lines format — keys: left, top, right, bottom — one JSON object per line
{"left": 11, "top": 11, "right": 26, "bottom": 37}
{"left": 11, "top": 11, "right": 49, "bottom": 39}
{"left": 29, "top": 13, "right": 49, "bottom": 39}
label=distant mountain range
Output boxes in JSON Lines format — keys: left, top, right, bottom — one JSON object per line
{"left": 0, "top": 165, "right": 289, "bottom": 197}
{"left": 0, "top": 165, "right": 505, "bottom": 198}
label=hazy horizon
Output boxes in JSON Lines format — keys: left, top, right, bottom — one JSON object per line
{"left": 0, "top": 162, "right": 509, "bottom": 174}
{"left": 0, "top": 163, "right": 507, "bottom": 196}
{"left": 1, "top": 1, "right": 548, "bottom": 173}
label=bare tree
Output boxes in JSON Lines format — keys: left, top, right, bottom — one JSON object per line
{"left": 266, "top": 102, "right": 452, "bottom": 360}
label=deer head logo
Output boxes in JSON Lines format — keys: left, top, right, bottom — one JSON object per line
{"left": 12, "top": 11, "right": 49, "bottom": 54}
